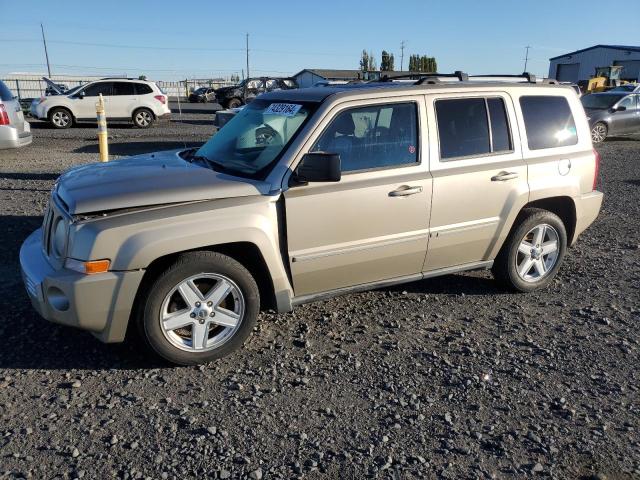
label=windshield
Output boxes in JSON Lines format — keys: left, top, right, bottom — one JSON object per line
{"left": 196, "top": 99, "right": 315, "bottom": 178}
{"left": 193, "top": 87, "right": 206, "bottom": 94}
{"left": 610, "top": 85, "right": 634, "bottom": 92}
{"left": 64, "top": 85, "right": 82, "bottom": 96}
{"left": 581, "top": 94, "right": 625, "bottom": 109}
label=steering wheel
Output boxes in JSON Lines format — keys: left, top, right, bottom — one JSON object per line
{"left": 255, "top": 124, "right": 283, "bottom": 146}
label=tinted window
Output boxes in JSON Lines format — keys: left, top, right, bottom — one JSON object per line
{"left": 312, "top": 103, "right": 418, "bottom": 172}
{"left": 112, "top": 82, "right": 135, "bottom": 96}
{"left": 83, "top": 82, "right": 113, "bottom": 97}
{"left": 520, "top": 96, "right": 577, "bottom": 150}
{"left": 0, "top": 80, "right": 14, "bottom": 101}
{"left": 135, "top": 83, "right": 153, "bottom": 95}
{"left": 436, "top": 98, "right": 490, "bottom": 159}
{"left": 487, "top": 98, "right": 512, "bottom": 152}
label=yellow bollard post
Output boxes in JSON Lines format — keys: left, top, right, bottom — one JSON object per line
{"left": 96, "top": 93, "right": 109, "bottom": 162}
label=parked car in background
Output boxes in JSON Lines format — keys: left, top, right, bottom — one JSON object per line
{"left": 30, "top": 78, "right": 171, "bottom": 129}
{"left": 581, "top": 91, "right": 640, "bottom": 143}
{"left": 20, "top": 75, "right": 602, "bottom": 365}
{"left": 213, "top": 105, "right": 244, "bottom": 128}
{"left": 0, "top": 80, "right": 32, "bottom": 149}
{"left": 188, "top": 87, "right": 216, "bottom": 103}
{"left": 609, "top": 84, "right": 640, "bottom": 93}
{"left": 214, "top": 77, "right": 298, "bottom": 109}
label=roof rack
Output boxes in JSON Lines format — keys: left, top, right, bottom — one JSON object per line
{"left": 376, "top": 71, "right": 469, "bottom": 84}
{"left": 469, "top": 73, "right": 558, "bottom": 84}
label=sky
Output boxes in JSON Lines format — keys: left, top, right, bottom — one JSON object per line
{"left": 1, "top": 0, "right": 638, "bottom": 81}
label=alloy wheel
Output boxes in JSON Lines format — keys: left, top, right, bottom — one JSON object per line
{"left": 135, "top": 110, "right": 152, "bottom": 127}
{"left": 591, "top": 124, "right": 607, "bottom": 143}
{"left": 52, "top": 111, "right": 70, "bottom": 128}
{"left": 515, "top": 224, "right": 560, "bottom": 282}
{"left": 159, "top": 273, "right": 245, "bottom": 352}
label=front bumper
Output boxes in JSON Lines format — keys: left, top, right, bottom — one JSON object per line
{"left": 0, "top": 122, "right": 32, "bottom": 149}
{"left": 20, "top": 228, "right": 145, "bottom": 343}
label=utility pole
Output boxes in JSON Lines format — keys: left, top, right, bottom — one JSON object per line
{"left": 523, "top": 45, "right": 531, "bottom": 72}
{"left": 245, "top": 33, "right": 250, "bottom": 80}
{"left": 400, "top": 40, "right": 406, "bottom": 71}
{"left": 41, "top": 23, "right": 52, "bottom": 77}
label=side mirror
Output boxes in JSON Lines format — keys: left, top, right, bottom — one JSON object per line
{"left": 291, "top": 152, "right": 341, "bottom": 186}
{"left": 614, "top": 105, "right": 626, "bottom": 112}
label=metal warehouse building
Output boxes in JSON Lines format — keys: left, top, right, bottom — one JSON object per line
{"left": 549, "top": 45, "right": 640, "bottom": 83}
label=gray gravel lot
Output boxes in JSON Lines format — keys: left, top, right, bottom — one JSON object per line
{"left": 0, "top": 111, "right": 639, "bottom": 479}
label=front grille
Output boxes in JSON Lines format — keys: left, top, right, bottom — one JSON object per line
{"left": 42, "top": 202, "right": 54, "bottom": 255}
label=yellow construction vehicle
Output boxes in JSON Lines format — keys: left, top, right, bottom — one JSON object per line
{"left": 584, "top": 65, "right": 628, "bottom": 93}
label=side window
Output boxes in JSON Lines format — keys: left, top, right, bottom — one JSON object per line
{"left": 112, "top": 82, "right": 135, "bottom": 96}
{"left": 617, "top": 95, "right": 636, "bottom": 110}
{"left": 436, "top": 98, "right": 490, "bottom": 159}
{"left": 519, "top": 96, "right": 577, "bottom": 150}
{"left": 246, "top": 80, "right": 261, "bottom": 90}
{"left": 312, "top": 102, "right": 419, "bottom": 172}
{"left": 487, "top": 98, "right": 512, "bottom": 152}
{"left": 83, "top": 82, "right": 113, "bottom": 97}
{"left": 266, "top": 79, "right": 280, "bottom": 91}
{"left": 135, "top": 83, "right": 153, "bottom": 95}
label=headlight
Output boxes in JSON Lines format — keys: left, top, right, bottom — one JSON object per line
{"left": 586, "top": 116, "right": 591, "bottom": 120}
{"left": 52, "top": 218, "right": 66, "bottom": 257}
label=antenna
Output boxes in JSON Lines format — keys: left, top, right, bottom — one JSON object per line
{"left": 41, "top": 23, "right": 51, "bottom": 77}
{"left": 400, "top": 40, "right": 406, "bottom": 71}
{"left": 523, "top": 46, "right": 531, "bottom": 73}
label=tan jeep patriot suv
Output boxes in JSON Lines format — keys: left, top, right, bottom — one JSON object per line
{"left": 20, "top": 73, "right": 603, "bottom": 365}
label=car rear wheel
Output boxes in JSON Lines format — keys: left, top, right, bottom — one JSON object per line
{"left": 226, "top": 98, "right": 242, "bottom": 109}
{"left": 49, "top": 108, "right": 73, "bottom": 129}
{"left": 492, "top": 208, "right": 567, "bottom": 292}
{"left": 132, "top": 108, "right": 154, "bottom": 128}
{"left": 139, "top": 251, "right": 260, "bottom": 365}
{"left": 591, "top": 122, "right": 607, "bottom": 143}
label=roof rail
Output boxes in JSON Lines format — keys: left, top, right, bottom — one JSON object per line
{"left": 375, "top": 71, "right": 469, "bottom": 84}
{"left": 469, "top": 73, "right": 559, "bottom": 84}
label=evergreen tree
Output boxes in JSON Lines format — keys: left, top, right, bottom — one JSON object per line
{"left": 369, "top": 50, "right": 377, "bottom": 71}
{"left": 389, "top": 53, "right": 395, "bottom": 71}
{"left": 360, "top": 50, "right": 369, "bottom": 72}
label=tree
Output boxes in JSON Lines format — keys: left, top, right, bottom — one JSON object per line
{"left": 389, "top": 53, "right": 395, "bottom": 71}
{"left": 381, "top": 50, "right": 394, "bottom": 71}
{"left": 138, "top": 75, "right": 147, "bottom": 80}
{"left": 368, "top": 50, "right": 377, "bottom": 71}
{"left": 408, "top": 54, "right": 438, "bottom": 72}
{"left": 360, "top": 50, "right": 370, "bottom": 72}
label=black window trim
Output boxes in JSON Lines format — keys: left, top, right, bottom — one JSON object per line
{"left": 434, "top": 95, "right": 515, "bottom": 162}
{"left": 311, "top": 99, "right": 422, "bottom": 176}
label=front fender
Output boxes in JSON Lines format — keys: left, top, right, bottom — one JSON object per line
{"left": 69, "top": 196, "right": 294, "bottom": 311}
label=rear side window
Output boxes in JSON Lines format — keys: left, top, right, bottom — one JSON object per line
{"left": 112, "top": 82, "right": 135, "bottom": 96}
{"left": 436, "top": 97, "right": 512, "bottom": 160}
{"left": 0, "top": 81, "right": 15, "bottom": 101}
{"left": 135, "top": 83, "right": 153, "bottom": 95}
{"left": 519, "top": 96, "right": 577, "bottom": 150}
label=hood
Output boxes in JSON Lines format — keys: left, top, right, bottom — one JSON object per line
{"left": 57, "top": 149, "right": 270, "bottom": 215}
{"left": 215, "top": 85, "right": 238, "bottom": 93}
{"left": 583, "top": 108, "right": 610, "bottom": 124}
{"left": 42, "top": 76, "right": 65, "bottom": 95}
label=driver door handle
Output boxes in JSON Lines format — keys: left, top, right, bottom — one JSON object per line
{"left": 491, "top": 171, "right": 519, "bottom": 181}
{"left": 389, "top": 185, "right": 423, "bottom": 197}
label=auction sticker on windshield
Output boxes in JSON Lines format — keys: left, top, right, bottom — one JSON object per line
{"left": 264, "top": 103, "right": 302, "bottom": 117}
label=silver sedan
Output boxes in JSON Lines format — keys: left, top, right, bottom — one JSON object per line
{"left": 0, "top": 80, "right": 32, "bottom": 149}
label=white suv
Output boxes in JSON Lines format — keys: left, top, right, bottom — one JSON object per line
{"left": 30, "top": 78, "right": 171, "bottom": 129}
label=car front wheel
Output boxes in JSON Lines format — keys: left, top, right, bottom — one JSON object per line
{"left": 139, "top": 252, "right": 260, "bottom": 365}
{"left": 591, "top": 122, "right": 607, "bottom": 143}
{"left": 492, "top": 208, "right": 567, "bottom": 292}
{"left": 49, "top": 108, "right": 73, "bottom": 129}
{"left": 132, "top": 108, "right": 154, "bottom": 128}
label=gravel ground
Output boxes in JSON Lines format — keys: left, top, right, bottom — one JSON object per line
{"left": 0, "top": 112, "right": 639, "bottom": 480}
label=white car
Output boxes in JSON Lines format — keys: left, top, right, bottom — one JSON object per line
{"left": 0, "top": 80, "right": 32, "bottom": 149}
{"left": 30, "top": 78, "right": 171, "bottom": 129}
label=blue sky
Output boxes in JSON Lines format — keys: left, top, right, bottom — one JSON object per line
{"left": 1, "top": 0, "right": 637, "bottom": 81}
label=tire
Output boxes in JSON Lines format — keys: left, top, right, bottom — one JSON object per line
{"left": 492, "top": 208, "right": 567, "bottom": 292}
{"left": 226, "top": 98, "right": 242, "bottom": 109}
{"left": 132, "top": 108, "right": 154, "bottom": 128}
{"left": 49, "top": 107, "right": 73, "bottom": 129}
{"left": 591, "top": 122, "right": 608, "bottom": 144}
{"left": 138, "top": 251, "right": 260, "bottom": 366}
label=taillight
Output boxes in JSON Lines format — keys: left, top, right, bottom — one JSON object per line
{"left": 154, "top": 95, "right": 166, "bottom": 105}
{"left": 592, "top": 148, "right": 600, "bottom": 191}
{"left": 0, "top": 104, "right": 10, "bottom": 125}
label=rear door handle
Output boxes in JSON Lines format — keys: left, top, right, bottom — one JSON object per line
{"left": 389, "top": 185, "right": 423, "bottom": 197}
{"left": 491, "top": 171, "right": 519, "bottom": 181}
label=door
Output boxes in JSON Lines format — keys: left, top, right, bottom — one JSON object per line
{"left": 424, "top": 94, "right": 528, "bottom": 271}
{"left": 612, "top": 94, "right": 640, "bottom": 134}
{"left": 73, "top": 82, "right": 113, "bottom": 119}
{"left": 110, "top": 82, "right": 138, "bottom": 118}
{"left": 556, "top": 63, "right": 579, "bottom": 83}
{"left": 283, "top": 99, "right": 432, "bottom": 296}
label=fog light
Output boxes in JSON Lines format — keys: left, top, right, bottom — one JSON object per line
{"left": 47, "top": 286, "right": 69, "bottom": 311}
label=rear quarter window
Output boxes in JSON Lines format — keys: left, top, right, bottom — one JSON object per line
{"left": 0, "top": 81, "right": 15, "bottom": 101}
{"left": 519, "top": 95, "right": 577, "bottom": 150}
{"left": 135, "top": 83, "right": 153, "bottom": 95}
